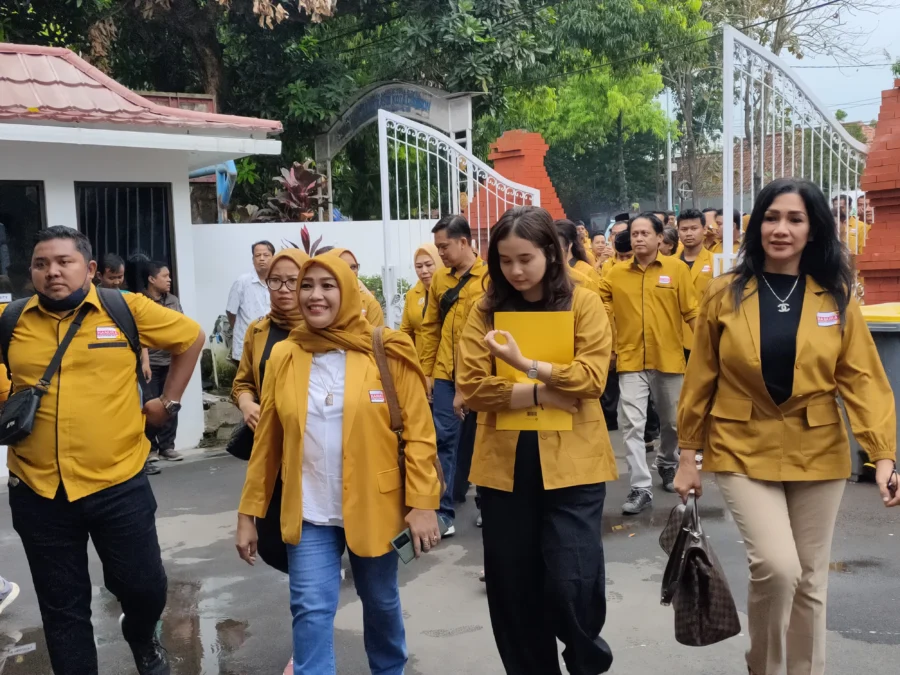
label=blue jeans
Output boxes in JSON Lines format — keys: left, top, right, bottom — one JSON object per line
{"left": 286, "top": 522, "right": 407, "bottom": 675}
{"left": 432, "top": 378, "right": 461, "bottom": 521}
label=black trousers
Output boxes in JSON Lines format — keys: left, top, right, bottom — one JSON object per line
{"left": 145, "top": 364, "right": 178, "bottom": 452}
{"left": 9, "top": 472, "right": 167, "bottom": 675}
{"left": 600, "top": 361, "right": 619, "bottom": 430}
{"left": 481, "top": 432, "right": 613, "bottom": 675}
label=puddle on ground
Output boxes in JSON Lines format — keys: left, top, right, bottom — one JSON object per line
{"left": 0, "top": 578, "right": 250, "bottom": 674}
{"left": 828, "top": 558, "right": 884, "bottom": 574}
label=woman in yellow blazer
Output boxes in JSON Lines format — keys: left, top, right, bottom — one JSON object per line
{"left": 235, "top": 255, "right": 441, "bottom": 673}
{"left": 457, "top": 206, "right": 616, "bottom": 675}
{"left": 675, "top": 178, "right": 899, "bottom": 675}
{"left": 555, "top": 218, "right": 603, "bottom": 289}
{"left": 399, "top": 244, "right": 443, "bottom": 360}
{"left": 317, "top": 247, "right": 385, "bottom": 327}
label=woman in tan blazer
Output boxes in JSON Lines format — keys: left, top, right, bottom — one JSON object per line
{"left": 676, "top": 178, "right": 899, "bottom": 675}
{"left": 235, "top": 255, "right": 441, "bottom": 674}
{"left": 457, "top": 206, "right": 617, "bottom": 675}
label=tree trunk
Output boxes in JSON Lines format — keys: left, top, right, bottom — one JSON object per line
{"left": 168, "top": 0, "right": 228, "bottom": 103}
{"left": 616, "top": 111, "right": 628, "bottom": 210}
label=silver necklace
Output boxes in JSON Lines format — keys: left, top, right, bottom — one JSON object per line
{"left": 311, "top": 354, "right": 338, "bottom": 406}
{"left": 761, "top": 274, "right": 799, "bottom": 313}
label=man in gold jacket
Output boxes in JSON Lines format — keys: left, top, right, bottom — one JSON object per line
{"left": 419, "top": 215, "right": 488, "bottom": 534}
{"left": 598, "top": 214, "right": 699, "bottom": 514}
{"left": 676, "top": 209, "right": 715, "bottom": 359}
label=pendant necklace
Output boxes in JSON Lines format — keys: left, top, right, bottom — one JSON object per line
{"left": 311, "top": 355, "right": 339, "bottom": 406}
{"left": 761, "top": 274, "right": 799, "bottom": 313}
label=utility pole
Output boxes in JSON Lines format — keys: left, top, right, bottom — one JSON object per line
{"left": 666, "top": 89, "right": 674, "bottom": 211}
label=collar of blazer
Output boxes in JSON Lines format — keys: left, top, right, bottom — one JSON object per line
{"left": 289, "top": 344, "right": 371, "bottom": 453}
{"left": 740, "top": 275, "right": 832, "bottom": 409}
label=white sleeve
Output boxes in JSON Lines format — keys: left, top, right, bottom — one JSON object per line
{"left": 226, "top": 278, "right": 243, "bottom": 315}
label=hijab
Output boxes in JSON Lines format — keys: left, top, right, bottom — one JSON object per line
{"left": 414, "top": 243, "right": 444, "bottom": 278}
{"left": 267, "top": 248, "right": 309, "bottom": 330}
{"left": 325, "top": 247, "right": 375, "bottom": 297}
{"left": 291, "top": 256, "right": 425, "bottom": 385}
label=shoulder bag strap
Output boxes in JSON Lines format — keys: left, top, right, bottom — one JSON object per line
{"left": 373, "top": 327, "right": 404, "bottom": 439}
{"left": 258, "top": 323, "right": 289, "bottom": 391}
{"left": 0, "top": 298, "right": 29, "bottom": 381}
{"left": 36, "top": 304, "right": 92, "bottom": 394}
{"left": 96, "top": 288, "right": 153, "bottom": 403}
{"left": 438, "top": 268, "right": 475, "bottom": 324}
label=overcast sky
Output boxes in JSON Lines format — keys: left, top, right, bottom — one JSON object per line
{"left": 778, "top": 3, "right": 900, "bottom": 125}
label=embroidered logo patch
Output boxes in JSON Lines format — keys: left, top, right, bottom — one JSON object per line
{"left": 96, "top": 326, "right": 119, "bottom": 340}
{"left": 369, "top": 390, "right": 386, "bottom": 403}
{"left": 817, "top": 312, "right": 839, "bottom": 327}
{"left": 658, "top": 275, "right": 671, "bottom": 284}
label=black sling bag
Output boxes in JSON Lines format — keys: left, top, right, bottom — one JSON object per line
{"left": 438, "top": 268, "right": 476, "bottom": 324}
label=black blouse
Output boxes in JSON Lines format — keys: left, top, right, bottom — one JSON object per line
{"left": 758, "top": 273, "right": 805, "bottom": 405}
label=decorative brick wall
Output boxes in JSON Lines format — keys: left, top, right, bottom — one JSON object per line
{"left": 465, "top": 130, "right": 566, "bottom": 252}
{"left": 856, "top": 79, "right": 900, "bottom": 304}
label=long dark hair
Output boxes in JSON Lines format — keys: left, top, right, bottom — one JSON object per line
{"left": 731, "top": 177, "right": 852, "bottom": 316}
{"left": 483, "top": 206, "right": 573, "bottom": 322}
{"left": 554, "top": 219, "right": 590, "bottom": 265}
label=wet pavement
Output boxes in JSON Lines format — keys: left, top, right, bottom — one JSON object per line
{"left": 0, "top": 433, "right": 898, "bottom": 674}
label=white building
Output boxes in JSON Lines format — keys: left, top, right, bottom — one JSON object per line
{"left": 0, "top": 42, "right": 283, "bottom": 470}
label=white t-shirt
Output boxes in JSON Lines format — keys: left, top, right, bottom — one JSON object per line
{"left": 226, "top": 272, "right": 270, "bottom": 360}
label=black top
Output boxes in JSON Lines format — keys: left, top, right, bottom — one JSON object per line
{"left": 680, "top": 253, "right": 696, "bottom": 269}
{"left": 758, "top": 273, "right": 805, "bottom": 405}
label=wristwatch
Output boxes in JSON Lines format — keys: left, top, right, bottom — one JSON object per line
{"left": 526, "top": 359, "right": 539, "bottom": 380}
{"left": 160, "top": 396, "right": 182, "bottom": 415}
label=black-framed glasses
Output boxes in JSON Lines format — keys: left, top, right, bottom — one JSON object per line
{"left": 266, "top": 277, "right": 298, "bottom": 291}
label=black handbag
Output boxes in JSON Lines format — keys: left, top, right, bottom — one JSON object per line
{"left": 0, "top": 305, "right": 90, "bottom": 446}
{"left": 659, "top": 495, "right": 741, "bottom": 647}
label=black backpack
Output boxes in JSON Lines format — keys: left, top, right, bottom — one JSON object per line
{"left": 0, "top": 288, "right": 151, "bottom": 401}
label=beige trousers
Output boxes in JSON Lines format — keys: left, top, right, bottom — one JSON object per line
{"left": 716, "top": 474, "right": 846, "bottom": 675}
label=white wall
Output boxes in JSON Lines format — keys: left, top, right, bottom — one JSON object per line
{"left": 191, "top": 219, "right": 435, "bottom": 337}
{"left": 0, "top": 141, "right": 204, "bottom": 462}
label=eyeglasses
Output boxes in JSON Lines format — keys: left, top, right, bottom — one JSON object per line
{"left": 266, "top": 277, "right": 298, "bottom": 291}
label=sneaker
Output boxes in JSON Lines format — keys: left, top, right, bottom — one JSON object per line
{"left": 283, "top": 657, "right": 294, "bottom": 675}
{"left": 479, "top": 570, "right": 486, "bottom": 583}
{"left": 622, "top": 488, "right": 652, "bottom": 515}
{"left": 438, "top": 514, "right": 455, "bottom": 538}
{"left": 658, "top": 466, "right": 677, "bottom": 493}
{"left": 158, "top": 448, "right": 182, "bottom": 462}
{"left": 121, "top": 615, "right": 170, "bottom": 675}
{"left": 475, "top": 511, "right": 482, "bottom": 528}
{"left": 148, "top": 450, "right": 160, "bottom": 463}
{"left": 143, "top": 460, "right": 161, "bottom": 476}
{"left": 0, "top": 580, "right": 20, "bottom": 615}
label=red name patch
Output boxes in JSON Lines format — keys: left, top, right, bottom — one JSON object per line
{"left": 369, "top": 390, "right": 386, "bottom": 403}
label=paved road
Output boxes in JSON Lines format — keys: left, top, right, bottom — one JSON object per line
{"left": 0, "top": 434, "right": 897, "bottom": 674}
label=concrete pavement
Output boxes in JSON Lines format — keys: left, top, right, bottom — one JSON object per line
{"left": 0, "top": 434, "right": 898, "bottom": 674}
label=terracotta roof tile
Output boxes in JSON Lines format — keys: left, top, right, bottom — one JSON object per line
{"left": 0, "top": 43, "right": 282, "bottom": 135}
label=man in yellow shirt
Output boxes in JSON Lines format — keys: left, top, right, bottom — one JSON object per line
{"left": 599, "top": 219, "right": 629, "bottom": 277}
{"left": 711, "top": 208, "right": 742, "bottom": 255}
{"left": 599, "top": 214, "right": 699, "bottom": 514}
{"left": 420, "top": 215, "right": 488, "bottom": 533}
{"left": 1, "top": 227, "right": 204, "bottom": 675}
{"left": 677, "top": 209, "right": 715, "bottom": 360}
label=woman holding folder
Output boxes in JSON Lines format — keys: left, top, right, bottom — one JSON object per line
{"left": 457, "top": 206, "right": 617, "bottom": 675}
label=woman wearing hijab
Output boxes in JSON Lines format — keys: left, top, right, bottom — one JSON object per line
{"left": 318, "top": 247, "right": 385, "bottom": 327}
{"left": 400, "top": 244, "right": 444, "bottom": 360}
{"left": 236, "top": 255, "right": 442, "bottom": 675}
{"left": 676, "top": 178, "right": 899, "bottom": 675}
{"left": 457, "top": 206, "right": 616, "bottom": 675}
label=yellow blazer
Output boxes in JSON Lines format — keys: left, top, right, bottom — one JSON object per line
{"left": 681, "top": 247, "right": 715, "bottom": 351}
{"left": 678, "top": 275, "right": 896, "bottom": 481}
{"left": 456, "top": 287, "right": 619, "bottom": 491}
{"left": 231, "top": 316, "right": 272, "bottom": 403}
{"left": 360, "top": 284, "right": 385, "bottom": 327}
{"left": 399, "top": 281, "right": 428, "bottom": 360}
{"left": 238, "top": 339, "right": 441, "bottom": 556}
{"left": 572, "top": 259, "right": 603, "bottom": 290}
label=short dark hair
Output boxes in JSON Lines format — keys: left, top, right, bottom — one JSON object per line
{"left": 666, "top": 210, "right": 676, "bottom": 218}
{"left": 35, "top": 226, "right": 93, "bottom": 262}
{"left": 614, "top": 230, "right": 632, "bottom": 254}
{"left": 628, "top": 212, "right": 664, "bottom": 235}
{"left": 101, "top": 252, "right": 125, "bottom": 273}
{"left": 252, "top": 240, "right": 275, "bottom": 256}
{"left": 838, "top": 193, "right": 853, "bottom": 206}
{"left": 140, "top": 261, "right": 166, "bottom": 289}
{"left": 677, "top": 209, "right": 705, "bottom": 226}
{"left": 431, "top": 214, "right": 471, "bottom": 241}
{"left": 715, "top": 208, "right": 741, "bottom": 228}
{"left": 701, "top": 207, "right": 717, "bottom": 214}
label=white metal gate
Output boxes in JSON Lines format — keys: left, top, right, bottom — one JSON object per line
{"left": 720, "top": 25, "right": 869, "bottom": 281}
{"left": 377, "top": 109, "right": 540, "bottom": 325}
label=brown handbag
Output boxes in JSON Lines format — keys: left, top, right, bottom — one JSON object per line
{"left": 372, "top": 327, "right": 445, "bottom": 493}
{"left": 659, "top": 495, "right": 741, "bottom": 647}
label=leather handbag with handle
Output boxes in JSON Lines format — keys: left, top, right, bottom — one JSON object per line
{"left": 659, "top": 495, "right": 741, "bottom": 647}
{"left": 372, "top": 326, "right": 445, "bottom": 494}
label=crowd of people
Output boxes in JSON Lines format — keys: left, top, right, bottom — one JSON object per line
{"left": 0, "top": 177, "right": 897, "bottom": 675}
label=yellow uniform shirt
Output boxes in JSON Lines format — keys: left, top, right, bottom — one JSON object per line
{"left": 583, "top": 241, "right": 596, "bottom": 265}
{"left": 678, "top": 275, "right": 896, "bottom": 481}
{"left": 572, "top": 259, "right": 603, "bottom": 290}
{"left": 708, "top": 241, "right": 740, "bottom": 256}
{"left": 680, "top": 247, "right": 715, "bottom": 351}
{"left": 3, "top": 287, "right": 200, "bottom": 500}
{"left": 598, "top": 254, "right": 699, "bottom": 374}
{"left": 599, "top": 258, "right": 616, "bottom": 278}
{"left": 359, "top": 283, "right": 385, "bottom": 327}
{"left": 231, "top": 316, "right": 272, "bottom": 404}
{"left": 399, "top": 280, "right": 429, "bottom": 361}
{"left": 419, "top": 258, "right": 489, "bottom": 381}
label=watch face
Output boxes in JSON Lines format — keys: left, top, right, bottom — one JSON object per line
{"left": 167, "top": 402, "right": 182, "bottom": 414}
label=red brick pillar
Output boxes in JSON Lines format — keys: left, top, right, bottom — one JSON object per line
{"left": 464, "top": 130, "right": 567, "bottom": 252}
{"left": 857, "top": 79, "right": 900, "bottom": 304}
